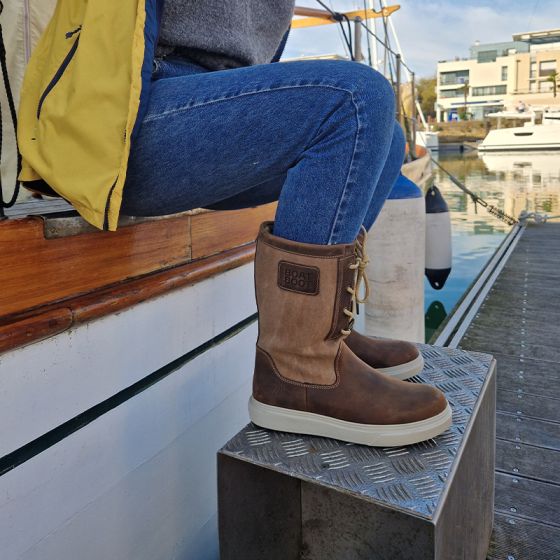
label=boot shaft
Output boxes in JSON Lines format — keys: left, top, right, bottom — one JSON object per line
{"left": 254, "top": 222, "right": 357, "bottom": 385}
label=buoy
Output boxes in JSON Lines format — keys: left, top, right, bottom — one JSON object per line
{"left": 365, "top": 174, "right": 426, "bottom": 343}
{"left": 425, "top": 185, "right": 452, "bottom": 290}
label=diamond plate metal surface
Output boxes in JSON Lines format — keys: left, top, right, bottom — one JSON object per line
{"left": 220, "top": 345, "right": 494, "bottom": 519}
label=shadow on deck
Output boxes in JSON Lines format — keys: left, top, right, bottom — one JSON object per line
{"left": 459, "top": 222, "right": 560, "bottom": 560}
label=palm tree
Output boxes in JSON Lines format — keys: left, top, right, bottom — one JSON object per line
{"left": 547, "top": 72, "right": 558, "bottom": 97}
{"left": 458, "top": 81, "right": 469, "bottom": 120}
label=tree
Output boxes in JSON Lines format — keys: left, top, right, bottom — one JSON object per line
{"left": 547, "top": 72, "right": 558, "bottom": 97}
{"left": 416, "top": 76, "right": 437, "bottom": 119}
{"left": 458, "top": 81, "right": 470, "bottom": 120}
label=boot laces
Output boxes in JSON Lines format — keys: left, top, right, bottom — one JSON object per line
{"left": 341, "top": 226, "right": 370, "bottom": 336}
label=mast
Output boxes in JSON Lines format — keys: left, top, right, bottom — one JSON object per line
{"left": 379, "top": 0, "right": 428, "bottom": 129}
{"left": 365, "top": 0, "right": 378, "bottom": 70}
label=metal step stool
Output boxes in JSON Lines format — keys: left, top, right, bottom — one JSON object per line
{"left": 218, "top": 345, "right": 496, "bottom": 560}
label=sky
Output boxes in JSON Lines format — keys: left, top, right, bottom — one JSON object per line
{"left": 284, "top": 0, "right": 560, "bottom": 77}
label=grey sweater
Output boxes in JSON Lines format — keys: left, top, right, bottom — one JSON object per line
{"left": 156, "top": 1, "right": 295, "bottom": 70}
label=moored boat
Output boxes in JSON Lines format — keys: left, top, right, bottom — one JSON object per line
{"left": 479, "top": 109, "right": 560, "bottom": 152}
{"left": 0, "top": 3, "right": 439, "bottom": 558}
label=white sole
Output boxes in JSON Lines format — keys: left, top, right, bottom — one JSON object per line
{"left": 249, "top": 396, "right": 452, "bottom": 447}
{"left": 376, "top": 353, "right": 424, "bottom": 380}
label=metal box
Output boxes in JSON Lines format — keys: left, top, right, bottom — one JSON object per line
{"left": 218, "top": 345, "right": 496, "bottom": 560}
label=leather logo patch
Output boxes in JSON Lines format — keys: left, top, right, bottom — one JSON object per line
{"left": 278, "top": 261, "right": 319, "bottom": 295}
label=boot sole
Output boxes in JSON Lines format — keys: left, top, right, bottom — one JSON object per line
{"left": 375, "top": 353, "right": 424, "bottom": 381}
{"left": 249, "top": 397, "right": 452, "bottom": 447}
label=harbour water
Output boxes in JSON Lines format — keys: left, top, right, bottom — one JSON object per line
{"left": 425, "top": 150, "right": 560, "bottom": 341}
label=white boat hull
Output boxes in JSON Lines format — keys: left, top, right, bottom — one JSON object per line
{"left": 416, "top": 130, "right": 440, "bottom": 151}
{"left": 479, "top": 124, "right": 560, "bottom": 152}
{"left": 0, "top": 264, "right": 257, "bottom": 560}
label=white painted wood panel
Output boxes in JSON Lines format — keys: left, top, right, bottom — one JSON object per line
{"left": 0, "top": 263, "right": 256, "bottom": 457}
{"left": 0, "top": 323, "right": 256, "bottom": 560}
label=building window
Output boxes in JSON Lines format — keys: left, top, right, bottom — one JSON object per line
{"left": 477, "top": 50, "right": 498, "bottom": 63}
{"left": 439, "top": 88, "right": 466, "bottom": 98}
{"left": 483, "top": 106, "right": 505, "bottom": 117}
{"left": 539, "top": 60, "right": 557, "bottom": 77}
{"left": 471, "top": 85, "right": 507, "bottom": 96}
{"left": 530, "top": 81, "right": 538, "bottom": 93}
{"left": 501, "top": 66, "right": 508, "bottom": 81}
{"left": 530, "top": 62, "right": 537, "bottom": 79}
{"left": 540, "top": 80, "right": 554, "bottom": 93}
{"left": 439, "top": 70, "right": 469, "bottom": 85}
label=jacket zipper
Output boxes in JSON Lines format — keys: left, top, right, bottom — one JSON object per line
{"left": 36, "top": 30, "right": 81, "bottom": 119}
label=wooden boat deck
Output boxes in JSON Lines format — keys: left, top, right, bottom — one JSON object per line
{"left": 459, "top": 223, "right": 560, "bottom": 560}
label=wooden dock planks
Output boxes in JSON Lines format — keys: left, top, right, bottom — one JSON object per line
{"left": 459, "top": 223, "right": 560, "bottom": 560}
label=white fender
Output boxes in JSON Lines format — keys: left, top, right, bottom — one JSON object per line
{"left": 425, "top": 185, "right": 452, "bottom": 290}
{"left": 365, "top": 174, "right": 425, "bottom": 343}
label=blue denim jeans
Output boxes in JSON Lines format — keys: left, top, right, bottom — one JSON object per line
{"left": 122, "top": 56, "right": 405, "bottom": 244}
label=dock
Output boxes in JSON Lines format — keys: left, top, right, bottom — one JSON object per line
{"left": 459, "top": 223, "right": 560, "bottom": 560}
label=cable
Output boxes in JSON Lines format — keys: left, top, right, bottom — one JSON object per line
{"left": 314, "top": 0, "right": 354, "bottom": 60}
{"left": 340, "top": 12, "right": 354, "bottom": 61}
{"left": 357, "top": 21, "right": 413, "bottom": 74}
{"left": 362, "top": 0, "right": 373, "bottom": 66}
{"left": 431, "top": 157, "right": 518, "bottom": 226}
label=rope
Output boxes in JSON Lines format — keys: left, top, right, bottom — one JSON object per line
{"left": 0, "top": 0, "right": 22, "bottom": 217}
{"left": 314, "top": 0, "right": 354, "bottom": 60}
{"left": 430, "top": 157, "right": 519, "bottom": 226}
{"left": 518, "top": 211, "right": 560, "bottom": 224}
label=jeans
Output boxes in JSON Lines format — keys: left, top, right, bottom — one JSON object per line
{"left": 122, "top": 56, "right": 405, "bottom": 244}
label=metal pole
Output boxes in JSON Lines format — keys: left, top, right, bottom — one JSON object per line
{"left": 379, "top": 0, "right": 428, "bottom": 128}
{"left": 395, "top": 54, "right": 402, "bottom": 126}
{"left": 410, "top": 71, "right": 417, "bottom": 157}
{"left": 353, "top": 17, "right": 363, "bottom": 62}
{"left": 366, "top": 0, "right": 378, "bottom": 70}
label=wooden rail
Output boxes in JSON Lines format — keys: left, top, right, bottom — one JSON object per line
{"left": 0, "top": 203, "right": 276, "bottom": 353}
{"left": 292, "top": 5, "right": 400, "bottom": 29}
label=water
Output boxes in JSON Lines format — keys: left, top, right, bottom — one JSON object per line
{"left": 424, "top": 150, "right": 560, "bottom": 342}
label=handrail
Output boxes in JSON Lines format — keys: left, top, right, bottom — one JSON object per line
{"left": 293, "top": 7, "right": 332, "bottom": 19}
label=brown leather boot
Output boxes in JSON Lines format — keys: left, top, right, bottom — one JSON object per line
{"left": 344, "top": 228, "right": 424, "bottom": 381}
{"left": 249, "top": 222, "right": 451, "bottom": 447}
{"left": 345, "top": 329, "right": 424, "bottom": 381}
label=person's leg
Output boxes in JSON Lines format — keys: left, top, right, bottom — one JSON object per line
{"left": 362, "top": 121, "right": 406, "bottom": 230}
{"left": 344, "top": 122, "right": 423, "bottom": 379}
{"left": 122, "top": 59, "right": 396, "bottom": 244}
{"left": 206, "top": 120, "right": 406, "bottom": 232}
{"left": 122, "top": 57, "right": 451, "bottom": 446}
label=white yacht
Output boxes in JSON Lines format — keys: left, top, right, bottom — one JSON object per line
{"left": 416, "top": 129, "right": 440, "bottom": 151}
{"left": 478, "top": 109, "right": 560, "bottom": 152}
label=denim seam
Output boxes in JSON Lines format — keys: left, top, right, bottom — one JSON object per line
{"left": 142, "top": 83, "right": 357, "bottom": 123}
{"left": 327, "top": 90, "right": 361, "bottom": 244}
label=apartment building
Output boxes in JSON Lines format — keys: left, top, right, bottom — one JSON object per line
{"left": 436, "top": 29, "right": 560, "bottom": 121}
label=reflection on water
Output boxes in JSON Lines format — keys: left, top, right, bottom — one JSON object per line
{"left": 425, "top": 301, "right": 447, "bottom": 343}
{"left": 424, "top": 150, "right": 560, "bottom": 341}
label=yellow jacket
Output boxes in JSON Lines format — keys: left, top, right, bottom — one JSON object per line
{"left": 17, "top": 0, "right": 162, "bottom": 230}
